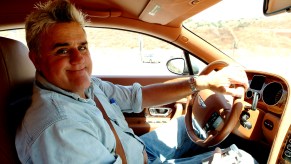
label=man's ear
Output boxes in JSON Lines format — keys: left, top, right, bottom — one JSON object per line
{"left": 29, "top": 51, "right": 40, "bottom": 70}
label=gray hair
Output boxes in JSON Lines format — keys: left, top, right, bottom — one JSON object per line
{"left": 25, "top": 0, "right": 88, "bottom": 55}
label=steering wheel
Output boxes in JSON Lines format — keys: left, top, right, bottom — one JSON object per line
{"left": 185, "top": 60, "right": 244, "bottom": 147}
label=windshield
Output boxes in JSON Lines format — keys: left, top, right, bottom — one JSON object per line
{"left": 183, "top": 0, "right": 291, "bottom": 74}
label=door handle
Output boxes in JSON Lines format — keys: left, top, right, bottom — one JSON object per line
{"left": 149, "top": 107, "right": 172, "bottom": 117}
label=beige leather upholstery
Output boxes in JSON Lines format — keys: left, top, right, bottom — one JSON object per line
{"left": 0, "top": 37, "right": 35, "bottom": 163}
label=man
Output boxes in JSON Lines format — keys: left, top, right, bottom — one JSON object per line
{"left": 15, "top": 0, "right": 256, "bottom": 163}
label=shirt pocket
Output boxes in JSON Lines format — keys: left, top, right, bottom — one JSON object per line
{"left": 107, "top": 103, "right": 133, "bottom": 134}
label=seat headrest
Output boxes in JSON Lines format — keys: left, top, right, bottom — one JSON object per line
{"left": 0, "top": 37, "right": 35, "bottom": 90}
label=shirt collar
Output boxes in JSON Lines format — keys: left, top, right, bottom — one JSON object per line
{"left": 35, "top": 72, "right": 94, "bottom": 102}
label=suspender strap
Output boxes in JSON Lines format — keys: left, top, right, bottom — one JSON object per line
{"left": 94, "top": 96, "right": 127, "bottom": 164}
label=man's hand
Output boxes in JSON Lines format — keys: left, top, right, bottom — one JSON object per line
{"left": 196, "top": 65, "right": 249, "bottom": 97}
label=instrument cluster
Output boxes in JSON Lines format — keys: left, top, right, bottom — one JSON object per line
{"left": 245, "top": 72, "right": 288, "bottom": 114}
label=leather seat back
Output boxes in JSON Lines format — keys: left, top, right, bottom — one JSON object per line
{"left": 0, "top": 37, "right": 35, "bottom": 163}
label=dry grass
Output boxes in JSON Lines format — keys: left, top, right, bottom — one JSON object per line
{"left": 184, "top": 13, "right": 291, "bottom": 74}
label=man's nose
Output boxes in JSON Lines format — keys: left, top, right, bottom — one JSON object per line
{"left": 70, "top": 49, "right": 84, "bottom": 64}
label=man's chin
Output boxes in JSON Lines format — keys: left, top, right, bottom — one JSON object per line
{"left": 72, "top": 78, "right": 91, "bottom": 89}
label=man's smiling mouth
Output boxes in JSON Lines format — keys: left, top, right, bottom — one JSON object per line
{"left": 67, "top": 67, "right": 86, "bottom": 73}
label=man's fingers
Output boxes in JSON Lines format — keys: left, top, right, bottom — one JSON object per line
{"left": 225, "top": 86, "right": 245, "bottom": 97}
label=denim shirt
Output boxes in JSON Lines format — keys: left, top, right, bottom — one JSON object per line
{"left": 15, "top": 73, "right": 145, "bottom": 164}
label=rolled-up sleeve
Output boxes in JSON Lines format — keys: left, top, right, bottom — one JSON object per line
{"left": 130, "top": 83, "right": 143, "bottom": 113}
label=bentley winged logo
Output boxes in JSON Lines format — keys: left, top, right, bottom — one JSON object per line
{"left": 198, "top": 95, "right": 207, "bottom": 109}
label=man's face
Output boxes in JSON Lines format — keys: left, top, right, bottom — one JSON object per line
{"left": 35, "top": 22, "right": 92, "bottom": 98}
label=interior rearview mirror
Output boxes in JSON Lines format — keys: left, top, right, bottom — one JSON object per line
{"left": 264, "top": 0, "right": 291, "bottom": 16}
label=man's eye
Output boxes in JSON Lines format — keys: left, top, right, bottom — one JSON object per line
{"left": 56, "top": 49, "right": 68, "bottom": 55}
{"left": 79, "top": 46, "right": 87, "bottom": 51}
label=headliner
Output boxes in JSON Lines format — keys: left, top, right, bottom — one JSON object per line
{"left": 0, "top": 0, "right": 220, "bottom": 30}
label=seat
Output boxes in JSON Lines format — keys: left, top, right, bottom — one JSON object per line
{"left": 0, "top": 37, "right": 35, "bottom": 163}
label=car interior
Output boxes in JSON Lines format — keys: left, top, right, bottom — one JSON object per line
{"left": 0, "top": 0, "right": 291, "bottom": 163}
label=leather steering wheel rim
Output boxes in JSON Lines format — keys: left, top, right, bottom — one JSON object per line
{"left": 185, "top": 60, "right": 244, "bottom": 147}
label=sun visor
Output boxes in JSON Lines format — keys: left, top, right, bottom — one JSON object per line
{"left": 84, "top": 10, "right": 122, "bottom": 18}
{"left": 139, "top": 0, "right": 220, "bottom": 25}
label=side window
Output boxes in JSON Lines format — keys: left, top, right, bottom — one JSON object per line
{"left": 0, "top": 28, "right": 206, "bottom": 76}
{"left": 85, "top": 28, "right": 184, "bottom": 76}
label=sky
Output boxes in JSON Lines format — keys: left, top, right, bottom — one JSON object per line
{"left": 192, "top": 0, "right": 265, "bottom": 21}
